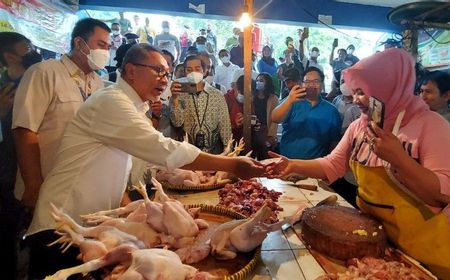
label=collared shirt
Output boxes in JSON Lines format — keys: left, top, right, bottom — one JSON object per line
{"left": 12, "top": 54, "right": 103, "bottom": 199}
{"left": 281, "top": 98, "right": 341, "bottom": 159}
{"left": 170, "top": 82, "right": 232, "bottom": 154}
{"left": 27, "top": 76, "right": 200, "bottom": 235}
{"left": 214, "top": 63, "right": 240, "bottom": 90}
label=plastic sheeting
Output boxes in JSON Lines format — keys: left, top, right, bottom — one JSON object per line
{"left": 0, "top": 0, "right": 79, "bottom": 54}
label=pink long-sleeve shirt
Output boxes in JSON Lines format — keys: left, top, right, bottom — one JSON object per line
{"left": 317, "top": 110, "right": 450, "bottom": 218}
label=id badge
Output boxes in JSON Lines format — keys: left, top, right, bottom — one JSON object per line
{"left": 195, "top": 132, "right": 205, "bottom": 148}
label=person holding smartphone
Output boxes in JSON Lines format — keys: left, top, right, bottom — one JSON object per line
{"left": 271, "top": 67, "right": 341, "bottom": 160}
{"left": 267, "top": 48, "right": 450, "bottom": 279}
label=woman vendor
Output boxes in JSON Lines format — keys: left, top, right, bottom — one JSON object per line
{"left": 268, "top": 48, "right": 450, "bottom": 279}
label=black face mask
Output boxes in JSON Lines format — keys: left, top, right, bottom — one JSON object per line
{"left": 21, "top": 51, "right": 43, "bottom": 69}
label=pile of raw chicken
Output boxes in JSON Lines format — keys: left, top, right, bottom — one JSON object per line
{"left": 217, "top": 180, "right": 283, "bottom": 223}
{"left": 316, "top": 255, "right": 426, "bottom": 280}
{"left": 45, "top": 178, "right": 305, "bottom": 280}
{"left": 155, "top": 139, "right": 248, "bottom": 187}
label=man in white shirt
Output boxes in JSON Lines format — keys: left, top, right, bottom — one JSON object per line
{"left": 214, "top": 49, "right": 240, "bottom": 91}
{"left": 26, "top": 44, "right": 264, "bottom": 279}
{"left": 12, "top": 18, "right": 111, "bottom": 214}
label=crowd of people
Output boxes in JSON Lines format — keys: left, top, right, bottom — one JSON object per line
{"left": 0, "top": 15, "right": 449, "bottom": 280}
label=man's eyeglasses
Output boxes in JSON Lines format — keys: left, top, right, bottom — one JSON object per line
{"left": 303, "top": 79, "right": 321, "bottom": 86}
{"left": 132, "top": 63, "right": 171, "bottom": 79}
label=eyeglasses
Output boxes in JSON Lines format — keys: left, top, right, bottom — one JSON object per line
{"left": 303, "top": 79, "right": 321, "bottom": 86}
{"left": 132, "top": 63, "right": 171, "bottom": 79}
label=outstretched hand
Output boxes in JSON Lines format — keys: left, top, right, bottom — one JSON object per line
{"left": 234, "top": 156, "right": 265, "bottom": 179}
{"left": 264, "top": 151, "right": 294, "bottom": 178}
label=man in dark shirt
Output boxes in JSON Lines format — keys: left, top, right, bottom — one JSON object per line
{"left": 230, "top": 32, "right": 244, "bottom": 68}
{"left": 346, "top": 44, "right": 359, "bottom": 66}
{"left": 0, "top": 31, "right": 42, "bottom": 280}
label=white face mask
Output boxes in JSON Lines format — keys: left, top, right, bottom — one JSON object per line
{"left": 220, "top": 56, "right": 230, "bottom": 64}
{"left": 163, "top": 27, "right": 170, "bottom": 33}
{"left": 340, "top": 83, "right": 352, "bottom": 96}
{"left": 347, "top": 49, "right": 354, "bottom": 55}
{"left": 256, "top": 81, "right": 265, "bottom": 91}
{"left": 186, "top": 71, "right": 204, "bottom": 83}
{"left": 310, "top": 51, "right": 319, "bottom": 58}
{"left": 112, "top": 30, "right": 120, "bottom": 36}
{"left": 81, "top": 40, "right": 110, "bottom": 70}
{"left": 236, "top": 93, "right": 244, "bottom": 103}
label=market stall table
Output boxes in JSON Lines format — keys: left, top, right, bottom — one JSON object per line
{"left": 169, "top": 177, "right": 355, "bottom": 280}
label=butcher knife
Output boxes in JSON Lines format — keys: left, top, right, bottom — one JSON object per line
{"left": 281, "top": 195, "right": 338, "bottom": 231}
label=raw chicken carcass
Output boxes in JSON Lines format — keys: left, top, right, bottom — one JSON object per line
{"left": 51, "top": 204, "right": 145, "bottom": 251}
{"left": 81, "top": 199, "right": 148, "bottom": 224}
{"left": 151, "top": 178, "right": 201, "bottom": 238}
{"left": 210, "top": 219, "right": 247, "bottom": 260}
{"left": 44, "top": 244, "right": 208, "bottom": 280}
{"left": 210, "top": 203, "right": 307, "bottom": 259}
{"left": 156, "top": 169, "right": 201, "bottom": 187}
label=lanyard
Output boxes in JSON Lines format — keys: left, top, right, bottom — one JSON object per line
{"left": 60, "top": 57, "right": 91, "bottom": 101}
{"left": 191, "top": 92, "right": 209, "bottom": 132}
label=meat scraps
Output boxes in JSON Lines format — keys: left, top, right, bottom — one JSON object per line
{"left": 316, "top": 256, "right": 426, "bottom": 280}
{"left": 217, "top": 180, "right": 283, "bottom": 223}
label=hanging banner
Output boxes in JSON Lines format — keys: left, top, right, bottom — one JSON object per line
{"left": 0, "top": 0, "right": 78, "bottom": 54}
{"left": 418, "top": 29, "right": 450, "bottom": 68}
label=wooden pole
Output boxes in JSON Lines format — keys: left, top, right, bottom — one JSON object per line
{"left": 243, "top": 0, "right": 253, "bottom": 152}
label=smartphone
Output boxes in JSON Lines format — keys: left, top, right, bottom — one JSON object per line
{"left": 368, "top": 96, "right": 385, "bottom": 129}
{"left": 305, "top": 87, "right": 316, "bottom": 99}
{"left": 175, "top": 77, "right": 201, "bottom": 93}
{"left": 179, "top": 81, "right": 198, "bottom": 93}
{"left": 333, "top": 38, "right": 338, "bottom": 46}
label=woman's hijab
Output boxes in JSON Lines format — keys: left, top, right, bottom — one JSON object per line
{"left": 343, "top": 48, "right": 428, "bottom": 131}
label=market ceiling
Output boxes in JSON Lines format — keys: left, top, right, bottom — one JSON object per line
{"left": 78, "top": 0, "right": 441, "bottom": 32}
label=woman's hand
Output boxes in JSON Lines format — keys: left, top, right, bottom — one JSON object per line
{"left": 367, "top": 121, "right": 407, "bottom": 166}
{"left": 265, "top": 151, "right": 294, "bottom": 178}
{"left": 235, "top": 112, "right": 244, "bottom": 128}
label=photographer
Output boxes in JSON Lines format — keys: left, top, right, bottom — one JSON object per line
{"left": 170, "top": 55, "right": 231, "bottom": 154}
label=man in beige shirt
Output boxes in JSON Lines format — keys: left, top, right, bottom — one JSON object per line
{"left": 12, "top": 18, "right": 111, "bottom": 213}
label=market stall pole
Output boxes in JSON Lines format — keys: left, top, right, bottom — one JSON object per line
{"left": 242, "top": 0, "right": 253, "bottom": 151}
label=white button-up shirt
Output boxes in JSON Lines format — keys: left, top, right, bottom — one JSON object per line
{"left": 214, "top": 62, "right": 240, "bottom": 90}
{"left": 12, "top": 55, "right": 103, "bottom": 199}
{"left": 27, "top": 76, "right": 200, "bottom": 235}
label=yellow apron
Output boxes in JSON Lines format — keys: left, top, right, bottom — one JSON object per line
{"left": 351, "top": 157, "right": 450, "bottom": 279}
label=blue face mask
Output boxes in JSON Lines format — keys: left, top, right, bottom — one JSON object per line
{"left": 197, "top": 44, "right": 207, "bottom": 52}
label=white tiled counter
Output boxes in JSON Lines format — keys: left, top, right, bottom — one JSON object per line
{"left": 171, "top": 177, "right": 346, "bottom": 280}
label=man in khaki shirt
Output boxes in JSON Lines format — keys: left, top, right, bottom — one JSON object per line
{"left": 12, "top": 18, "right": 111, "bottom": 213}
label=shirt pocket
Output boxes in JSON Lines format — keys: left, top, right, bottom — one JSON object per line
{"left": 56, "top": 88, "right": 82, "bottom": 104}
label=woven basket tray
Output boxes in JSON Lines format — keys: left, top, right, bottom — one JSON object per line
{"left": 187, "top": 204, "right": 261, "bottom": 280}
{"left": 160, "top": 179, "right": 236, "bottom": 191}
